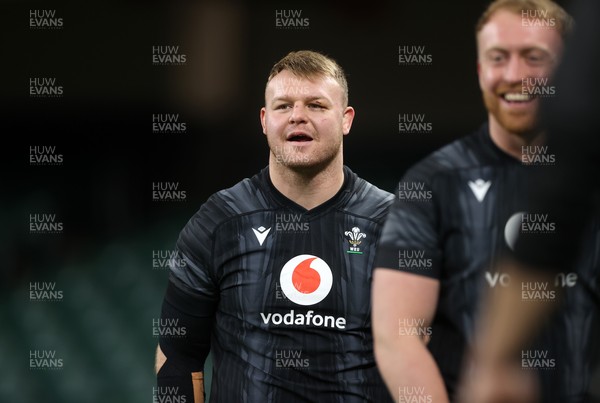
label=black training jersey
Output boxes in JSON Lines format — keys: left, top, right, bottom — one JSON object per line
{"left": 375, "top": 123, "right": 600, "bottom": 402}
{"left": 168, "top": 165, "right": 394, "bottom": 403}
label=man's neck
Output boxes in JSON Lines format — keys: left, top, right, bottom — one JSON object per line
{"left": 488, "top": 117, "right": 546, "bottom": 160}
{"left": 268, "top": 154, "right": 345, "bottom": 211}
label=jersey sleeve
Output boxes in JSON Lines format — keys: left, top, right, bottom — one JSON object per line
{"left": 168, "top": 195, "right": 222, "bottom": 300}
{"left": 160, "top": 194, "right": 223, "bottom": 352}
{"left": 374, "top": 164, "right": 442, "bottom": 279}
{"left": 157, "top": 195, "right": 225, "bottom": 398}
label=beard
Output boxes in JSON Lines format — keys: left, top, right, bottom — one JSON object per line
{"left": 482, "top": 89, "right": 541, "bottom": 138}
{"left": 268, "top": 136, "right": 343, "bottom": 176}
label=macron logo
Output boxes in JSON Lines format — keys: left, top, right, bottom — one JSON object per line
{"left": 468, "top": 179, "right": 492, "bottom": 202}
{"left": 252, "top": 226, "right": 271, "bottom": 246}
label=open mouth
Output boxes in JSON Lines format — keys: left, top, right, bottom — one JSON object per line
{"left": 287, "top": 133, "right": 313, "bottom": 142}
{"left": 501, "top": 92, "right": 533, "bottom": 103}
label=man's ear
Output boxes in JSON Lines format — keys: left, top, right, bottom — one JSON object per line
{"left": 260, "top": 107, "right": 267, "bottom": 135}
{"left": 342, "top": 106, "right": 355, "bottom": 135}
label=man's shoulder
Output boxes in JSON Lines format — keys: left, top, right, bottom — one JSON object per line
{"left": 353, "top": 175, "right": 395, "bottom": 204}
{"left": 213, "top": 173, "right": 267, "bottom": 211}
{"left": 345, "top": 168, "right": 395, "bottom": 219}
{"left": 174, "top": 171, "right": 271, "bottom": 267}
{"left": 186, "top": 170, "right": 271, "bottom": 232}
{"left": 404, "top": 125, "right": 488, "bottom": 181}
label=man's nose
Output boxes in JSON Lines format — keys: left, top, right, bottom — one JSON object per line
{"left": 289, "top": 103, "right": 308, "bottom": 124}
{"left": 503, "top": 56, "right": 528, "bottom": 84}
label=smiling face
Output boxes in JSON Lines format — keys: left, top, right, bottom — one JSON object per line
{"left": 260, "top": 69, "right": 354, "bottom": 173}
{"left": 477, "top": 9, "right": 563, "bottom": 137}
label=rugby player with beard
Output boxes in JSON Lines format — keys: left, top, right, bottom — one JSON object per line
{"left": 155, "top": 50, "right": 394, "bottom": 403}
{"left": 372, "top": 1, "right": 598, "bottom": 402}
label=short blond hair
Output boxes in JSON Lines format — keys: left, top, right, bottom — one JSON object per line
{"left": 476, "top": 0, "right": 573, "bottom": 40}
{"left": 267, "top": 50, "right": 349, "bottom": 106}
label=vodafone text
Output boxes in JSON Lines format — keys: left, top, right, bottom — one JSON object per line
{"left": 260, "top": 310, "right": 346, "bottom": 329}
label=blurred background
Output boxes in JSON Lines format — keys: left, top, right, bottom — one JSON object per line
{"left": 0, "top": 0, "right": 575, "bottom": 402}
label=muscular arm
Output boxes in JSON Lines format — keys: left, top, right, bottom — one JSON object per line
{"left": 457, "top": 261, "right": 558, "bottom": 403}
{"left": 372, "top": 268, "right": 449, "bottom": 403}
{"left": 475, "top": 263, "right": 557, "bottom": 364}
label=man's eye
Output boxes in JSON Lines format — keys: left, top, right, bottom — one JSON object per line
{"left": 275, "top": 104, "right": 291, "bottom": 110}
{"left": 489, "top": 53, "right": 506, "bottom": 63}
{"left": 526, "top": 54, "right": 547, "bottom": 65}
{"left": 308, "top": 104, "right": 324, "bottom": 109}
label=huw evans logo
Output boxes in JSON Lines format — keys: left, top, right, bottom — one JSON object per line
{"left": 152, "top": 114, "right": 187, "bottom": 134}
{"left": 398, "top": 250, "right": 432, "bottom": 270}
{"left": 29, "top": 350, "right": 63, "bottom": 370}
{"left": 521, "top": 350, "right": 556, "bottom": 369}
{"left": 521, "top": 281, "right": 556, "bottom": 301}
{"left": 398, "top": 113, "right": 432, "bottom": 134}
{"left": 29, "top": 77, "right": 63, "bottom": 97}
{"left": 152, "top": 182, "right": 186, "bottom": 201}
{"left": 29, "top": 214, "right": 63, "bottom": 234}
{"left": 152, "top": 249, "right": 187, "bottom": 270}
{"left": 153, "top": 386, "right": 188, "bottom": 403}
{"left": 398, "top": 386, "right": 433, "bottom": 403}
{"left": 29, "top": 145, "right": 63, "bottom": 166}
{"left": 29, "top": 282, "right": 63, "bottom": 302}
{"left": 398, "top": 45, "right": 432, "bottom": 65}
{"left": 521, "top": 9, "right": 556, "bottom": 28}
{"left": 29, "top": 10, "right": 63, "bottom": 29}
{"left": 152, "top": 46, "right": 187, "bottom": 65}
{"left": 275, "top": 349, "right": 310, "bottom": 369}
{"left": 275, "top": 10, "right": 309, "bottom": 29}
{"left": 275, "top": 213, "right": 309, "bottom": 232}
{"left": 522, "top": 77, "right": 556, "bottom": 98}
{"left": 397, "top": 182, "right": 432, "bottom": 201}
{"left": 521, "top": 145, "right": 556, "bottom": 165}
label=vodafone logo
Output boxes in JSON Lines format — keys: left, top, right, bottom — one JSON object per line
{"left": 261, "top": 255, "right": 345, "bottom": 329}
{"left": 279, "top": 254, "right": 333, "bottom": 306}
{"left": 504, "top": 212, "right": 526, "bottom": 250}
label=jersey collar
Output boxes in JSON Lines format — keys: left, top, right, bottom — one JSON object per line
{"left": 258, "top": 165, "right": 355, "bottom": 216}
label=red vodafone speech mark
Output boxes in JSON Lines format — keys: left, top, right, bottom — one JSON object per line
{"left": 280, "top": 254, "right": 333, "bottom": 306}
{"left": 292, "top": 257, "right": 320, "bottom": 294}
